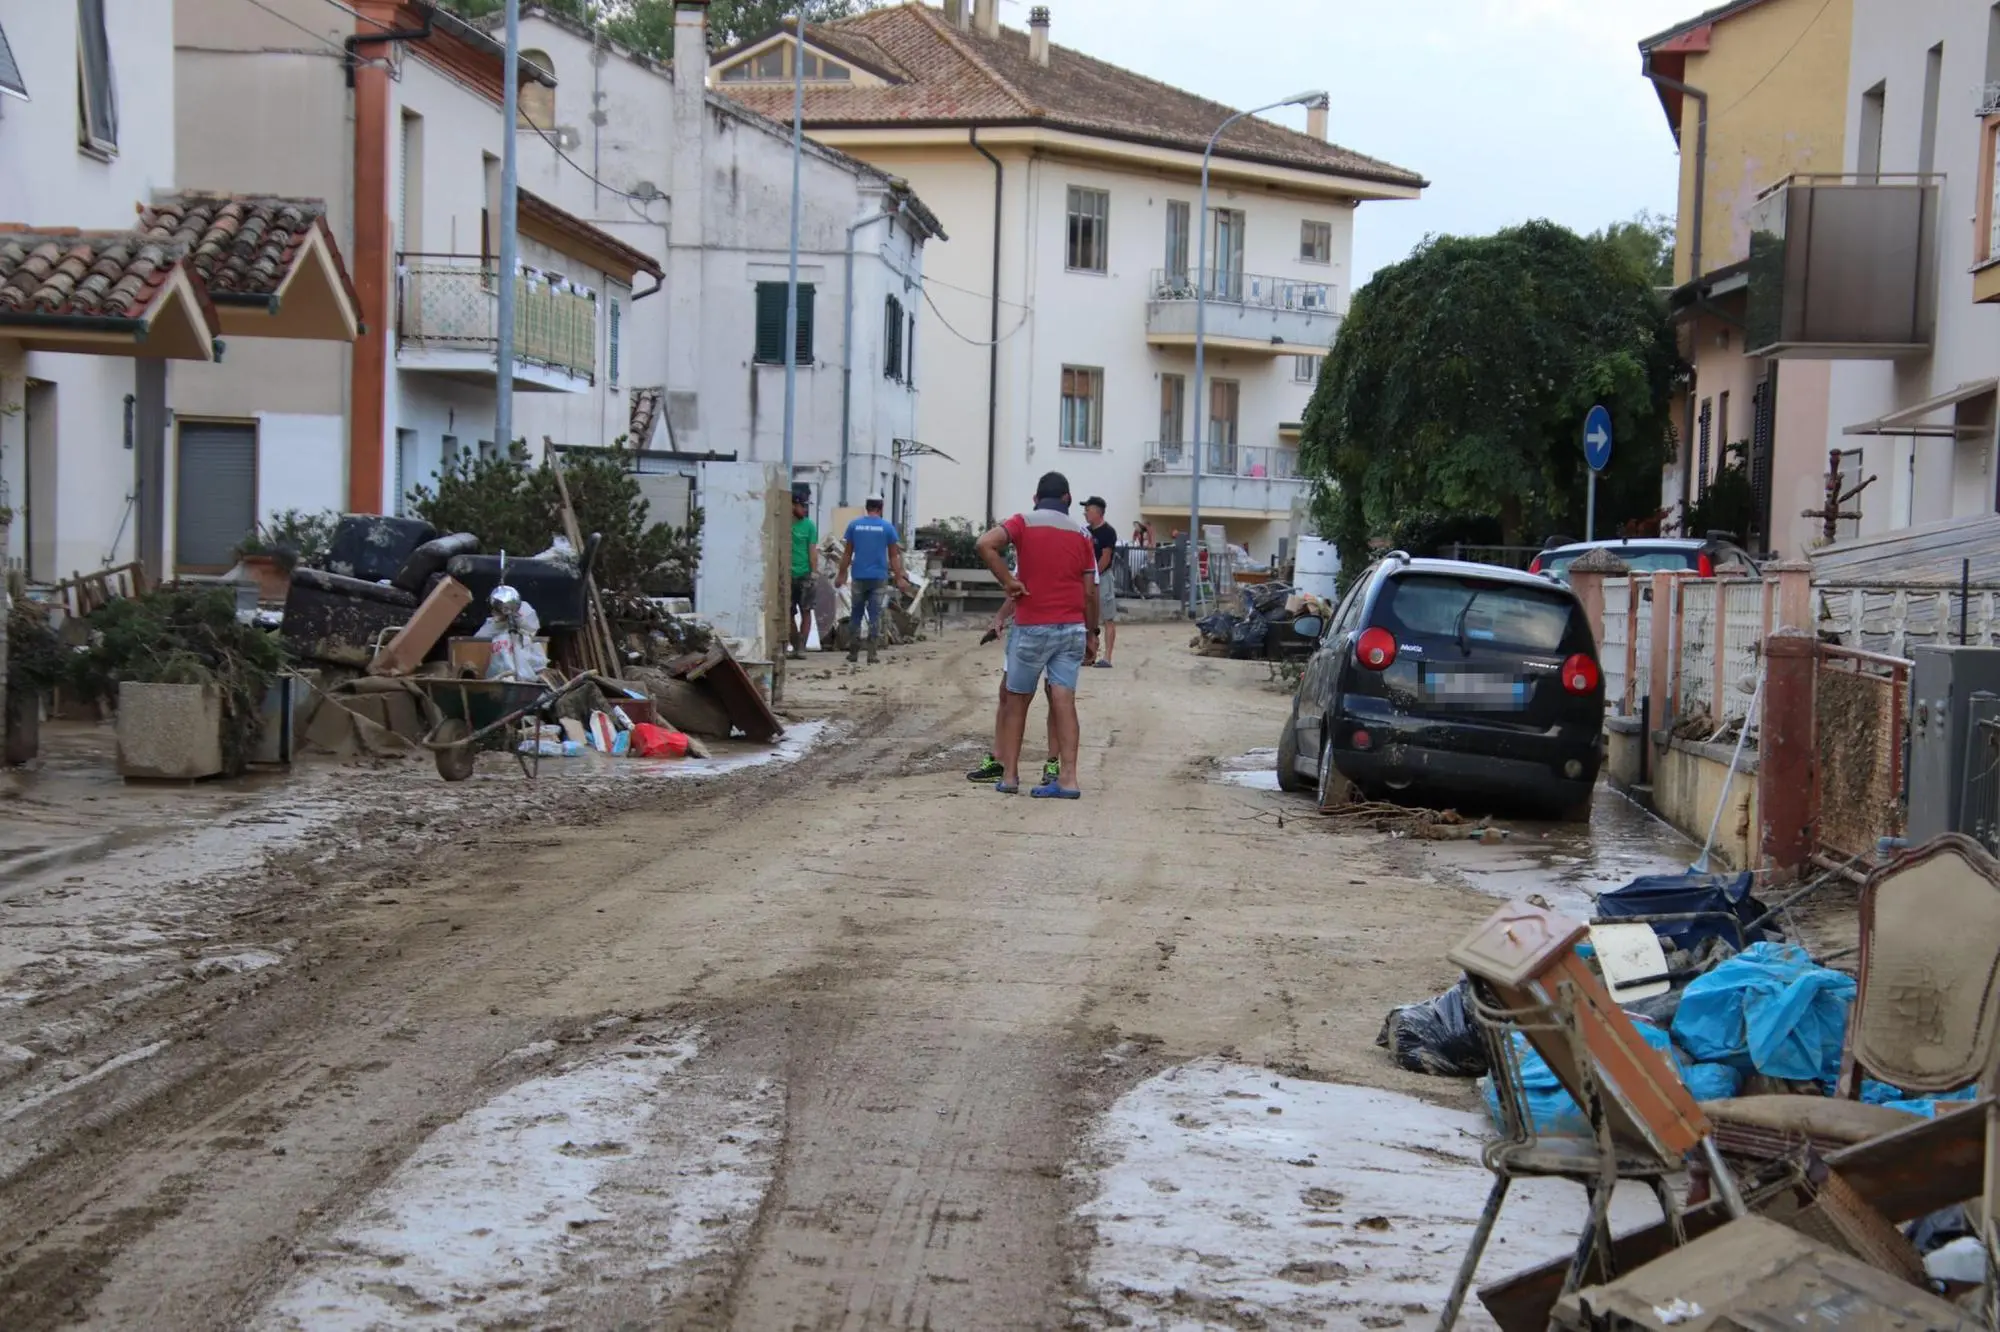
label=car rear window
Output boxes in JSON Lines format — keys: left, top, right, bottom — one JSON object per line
{"left": 1374, "top": 575, "right": 1576, "bottom": 653}
{"left": 1542, "top": 549, "right": 1697, "bottom": 580}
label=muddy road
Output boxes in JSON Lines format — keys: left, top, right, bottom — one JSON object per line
{"left": 0, "top": 623, "right": 1624, "bottom": 1329}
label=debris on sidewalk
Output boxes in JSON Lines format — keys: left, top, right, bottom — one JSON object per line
{"left": 1323, "top": 800, "right": 1478, "bottom": 839}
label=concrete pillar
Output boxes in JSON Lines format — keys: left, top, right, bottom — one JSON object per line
{"left": 1569, "top": 567, "right": 1606, "bottom": 653}
{"left": 1650, "top": 571, "right": 1676, "bottom": 729}
{"left": 1766, "top": 560, "right": 1813, "bottom": 633}
{"left": 1758, "top": 629, "right": 1818, "bottom": 881}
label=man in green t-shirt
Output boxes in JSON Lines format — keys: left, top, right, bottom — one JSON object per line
{"left": 789, "top": 488, "right": 818, "bottom": 657}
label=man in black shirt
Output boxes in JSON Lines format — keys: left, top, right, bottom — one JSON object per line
{"left": 1083, "top": 496, "right": 1118, "bottom": 668}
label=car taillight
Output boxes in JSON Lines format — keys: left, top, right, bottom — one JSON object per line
{"left": 1355, "top": 627, "right": 1398, "bottom": 670}
{"left": 1561, "top": 653, "right": 1601, "bottom": 695}
{"left": 1697, "top": 552, "right": 1714, "bottom": 578}
{"left": 1528, "top": 555, "right": 1543, "bottom": 574}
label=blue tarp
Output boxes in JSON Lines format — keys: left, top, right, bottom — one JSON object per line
{"left": 1860, "top": 1079, "right": 1980, "bottom": 1119}
{"left": 1595, "top": 870, "right": 1768, "bottom": 953}
{"left": 1481, "top": 1020, "right": 1744, "bottom": 1136}
{"left": 1670, "top": 943, "right": 1856, "bottom": 1085}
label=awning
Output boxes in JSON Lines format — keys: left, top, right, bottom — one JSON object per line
{"left": 1841, "top": 378, "right": 1998, "bottom": 438}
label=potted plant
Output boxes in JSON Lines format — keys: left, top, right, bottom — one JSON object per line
{"left": 5, "top": 599, "right": 64, "bottom": 766}
{"left": 233, "top": 509, "right": 337, "bottom": 603}
{"left": 70, "top": 586, "right": 287, "bottom": 780}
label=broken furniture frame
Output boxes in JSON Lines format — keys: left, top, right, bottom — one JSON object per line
{"left": 1436, "top": 901, "right": 1748, "bottom": 1331}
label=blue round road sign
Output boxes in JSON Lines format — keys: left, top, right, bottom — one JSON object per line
{"left": 1583, "top": 404, "right": 1613, "bottom": 472}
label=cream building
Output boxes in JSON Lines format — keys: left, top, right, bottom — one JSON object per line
{"left": 716, "top": 0, "right": 1423, "bottom": 556}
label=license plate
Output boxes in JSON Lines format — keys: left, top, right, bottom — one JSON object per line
{"left": 1421, "top": 669, "right": 1528, "bottom": 708}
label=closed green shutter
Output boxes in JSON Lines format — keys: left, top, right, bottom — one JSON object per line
{"left": 754, "top": 282, "right": 816, "bottom": 365}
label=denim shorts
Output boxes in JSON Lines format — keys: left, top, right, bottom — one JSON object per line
{"left": 1004, "top": 622, "right": 1087, "bottom": 695}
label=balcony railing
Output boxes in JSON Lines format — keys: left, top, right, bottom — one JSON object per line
{"left": 1745, "top": 174, "right": 1938, "bottom": 359}
{"left": 1148, "top": 268, "right": 1336, "bottom": 313}
{"left": 1143, "top": 440, "right": 1301, "bottom": 479}
{"left": 1139, "top": 441, "right": 1306, "bottom": 516}
{"left": 396, "top": 253, "right": 598, "bottom": 383}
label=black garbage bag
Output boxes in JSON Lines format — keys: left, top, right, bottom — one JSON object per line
{"left": 1196, "top": 612, "right": 1239, "bottom": 641}
{"left": 1376, "top": 978, "right": 1487, "bottom": 1077}
{"left": 1247, "top": 581, "right": 1295, "bottom": 616}
{"left": 1230, "top": 616, "right": 1269, "bottom": 658}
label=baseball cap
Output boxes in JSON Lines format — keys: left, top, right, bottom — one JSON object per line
{"left": 1084, "top": 495, "right": 1108, "bottom": 512}
{"left": 864, "top": 494, "right": 886, "bottom": 509}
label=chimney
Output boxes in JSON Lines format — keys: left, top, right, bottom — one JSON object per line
{"left": 1028, "top": 7, "right": 1050, "bottom": 65}
{"left": 945, "top": 0, "right": 967, "bottom": 27}
{"left": 1306, "top": 94, "right": 1329, "bottom": 142}
{"left": 973, "top": 0, "right": 998, "bottom": 38}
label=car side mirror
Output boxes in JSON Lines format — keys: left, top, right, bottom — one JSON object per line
{"left": 1292, "top": 615, "right": 1324, "bottom": 639}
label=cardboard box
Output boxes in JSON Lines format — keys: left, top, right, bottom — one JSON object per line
{"left": 369, "top": 577, "right": 474, "bottom": 677}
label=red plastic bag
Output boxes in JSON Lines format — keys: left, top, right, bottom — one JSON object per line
{"left": 629, "top": 723, "right": 690, "bottom": 759}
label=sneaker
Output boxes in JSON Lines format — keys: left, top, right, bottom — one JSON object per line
{"left": 1041, "top": 757, "right": 1060, "bottom": 784}
{"left": 966, "top": 755, "right": 1005, "bottom": 783}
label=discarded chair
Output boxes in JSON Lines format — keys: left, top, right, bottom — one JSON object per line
{"left": 1693, "top": 833, "right": 2000, "bottom": 1327}
{"left": 1435, "top": 900, "right": 1748, "bottom": 1331}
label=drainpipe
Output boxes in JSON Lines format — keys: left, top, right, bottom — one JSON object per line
{"left": 840, "top": 204, "right": 901, "bottom": 506}
{"left": 1644, "top": 56, "right": 1708, "bottom": 529}
{"left": 971, "top": 128, "right": 1002, "bottom": 525}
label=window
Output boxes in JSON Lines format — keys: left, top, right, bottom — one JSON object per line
{"left": 519, "top": 49, "right": 555, "bottom": 129}
{"left": 76, "top": 0, "right": 117, "bottom": 156}
{"left": 1165, "top": 200, "right": 1191, "bottom": 279}
{"left": 1210, "top": 208, "right": 1245, "bottom": 300}
{"left": 1294, "top": 354, "right": 1323, "bottom": 384}
{"left": 754, "top": 281, "right": 816, "bottom": 364}
{"left": 442, "top": 434, "right": 461, "bottom": 470}
{"left": 1300, "top": 219, "right": 1333, "bottom": 265}
{"left": 883, "top": 294, "right": 904, "bottom": 382}
{"left": 1985, "top": 116, "right": 2000, "bottom": 264}
{"left": 1717, "top": 390, "right": 1731, "bottom": 457}
{"left": 1066, "top": 186, "right": 1109, "bottom": 274}
{"left": 399, "top": 112, "right": 423, "bottom": 252}
{"left": 395, "top": 429, "right": 418, "bottom": 517}
{"left": 174, "top": 421, "right": 257, "bottom": 574}
{"left": 1858, "top": 82, "right": 1886, "bottom": 182}
{"left": 1159, "top": 374, "right": 1186, "bottom": 453}
{"left": 478, "top": 439, "right": 499, "bottom": 462}
{"left": 1377, "top": 576, "right": 1577, "bottom": 654}
{"left": 1060, "top": 366, "right": 1103, "bottom": 450}
{"left": 718, "top": 44, "right": 852, "bottom": 82}
{"left": 906, "top": 312, "right": 916, "bottom": 385}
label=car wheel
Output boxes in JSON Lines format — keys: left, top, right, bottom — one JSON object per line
{"left": 1316, "top": 731, "right": 1357, "bottom": 814}
{"left": 1276, "top": 700, "right": 1307, "bottom": 793}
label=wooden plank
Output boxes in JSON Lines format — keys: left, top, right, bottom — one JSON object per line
{"left": 1477, "top": 1096, "right": 1995, "bottom": 1331}
{"left": 546, "top": 444, "right": 622, "bottom": 680}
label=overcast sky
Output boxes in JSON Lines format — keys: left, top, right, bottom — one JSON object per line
{"left": 1014, "top": 0, "right": 1700, "bottom": 284}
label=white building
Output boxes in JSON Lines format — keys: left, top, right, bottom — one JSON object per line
{"left": 716, "top": 0, "right": 1423, "bottom": 555}
{"left": 0, "top": 0, "right": 361, "bottom": 583}
{"left": 509, "top": 3, "right": 944, "bottom": 535}
{"left": 1806, "top": 0, "right": 2000, "bottom": 576}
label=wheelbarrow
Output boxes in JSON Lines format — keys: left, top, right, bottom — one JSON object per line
{"left": 412, "top": 674, "right": 594, "bottom": 781}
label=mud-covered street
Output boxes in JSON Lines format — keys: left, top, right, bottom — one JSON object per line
{"left": 1, "top": 623, "right": 1698, "bottom": 1330}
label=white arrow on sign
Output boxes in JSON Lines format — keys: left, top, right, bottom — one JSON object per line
{"left": 1587, "top": 423, "right": 1609, "bottom": 450}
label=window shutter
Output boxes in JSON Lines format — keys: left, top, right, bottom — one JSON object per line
{"left": 174, "top": 422, "right": 258, "bottom": 572}
{"left": 907, "top": 312, "right": 916, "bottom": 385}
{"left": 795, "top": 283, "right": 815, "bottom": 362}
{"left": 754, "top": 282, "right": 786, "bottom": 363}
{"left": 1750, "top": 375, "right": 1775, "bottom": 547}
{"left": 608, "top": 299, "right": 621, "bottom": 386}
{"left": 1697, "top": 398, "right": 1713, "bottom": 500}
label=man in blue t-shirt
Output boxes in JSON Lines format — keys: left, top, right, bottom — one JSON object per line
{"left": 834, "top": 496, "right": 914, "bottom": 665}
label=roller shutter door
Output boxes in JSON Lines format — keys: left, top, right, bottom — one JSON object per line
{"left": 175, "top": 422, "right": 257, "bottom": 572}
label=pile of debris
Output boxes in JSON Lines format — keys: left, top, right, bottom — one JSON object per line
{"left": 1393, "top": 841, "right": 2000, "bottom": 1329}
{"left": 1192, "top": 582, "right": 1329, "bottom": 661}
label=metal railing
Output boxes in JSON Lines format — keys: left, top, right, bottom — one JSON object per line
{"left": 1142, "top": 441, "right": 1301, "bottom": 479}
{"left": 1148, "top": 267, "right": 1337, "bottom": 314}
{"left": 396, "top": 253, "right": 598, "bottom": 383}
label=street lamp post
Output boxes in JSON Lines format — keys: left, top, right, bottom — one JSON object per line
{"left": 1187, "top": 89, "right": 1326, "bottom": 614}
{"left": 496, "top": 0, "right": 522, "bottom": 467}
{"left": 781, "top": 9, "right": 806, "bottom": 484}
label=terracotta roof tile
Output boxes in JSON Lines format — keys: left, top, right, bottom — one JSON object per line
{"left": 0, "top": 229, "right": 190, "bottom": 320}
{"left": 137, "top": 193, "right": 328, "bottom": 298}
{"left": 629, "top": 386, "right": 663, "bottom": 446}
{"left": 720, "top": 4, "right": 1423, "bottom": 188}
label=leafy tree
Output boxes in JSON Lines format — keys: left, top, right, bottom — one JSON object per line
{"left": 1299, "top": 220, "right": 1682, "bottom": 585}
{"left": 1593, "top": 210, "right": 1677, "bottom": 289}
{"left": 434, "top": 0, "right": 874, "bottom": 61}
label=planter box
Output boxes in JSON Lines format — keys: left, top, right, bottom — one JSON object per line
{"left": 238, "top": 555, "right": 292, "bottom": 606}
{"left": 117, "top": 681, "right": 228, "bottom": 780}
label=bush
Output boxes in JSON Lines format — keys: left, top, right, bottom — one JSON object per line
{"left": 7, "top": 599, "right": 66, "bottom": 695}
{"left": 70, "top": 586, "right": 287, "bottom": 767}
{"left": 914, "top": 518, "right": 983, "bottom": 567}
{"left": 234, "top": 508, "right": 338, "bottom": 573}
{"left": 407, "top": 444, "right": 702, "bottom": 597}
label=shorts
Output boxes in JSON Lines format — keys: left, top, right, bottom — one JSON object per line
{"left": 1004, "top": 622, "right": 1087, "bottom": 695}
{"left": 790, "top": 572, "right": 815, "bottom": 613}
{"left": 1098, "top": 577, "right": 1117, "bottom": 623}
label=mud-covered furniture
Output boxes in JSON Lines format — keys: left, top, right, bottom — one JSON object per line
{"left": 282, "top": 521, "right": 480, "bottom": 666}
{"left": 440, "top": 533, "right": 601, "bottom": 633}
{"left": 323, "top": 515, "right": 437, "bottom": 583}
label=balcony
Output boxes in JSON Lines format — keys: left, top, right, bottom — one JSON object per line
{"left": 1745, "top": 175, "right": 1939, "bottom": 359}
{"left": 1145, "top": 268, "right": 1341, "bottom": 355}
{"left": 395, "top": 254, "right": 597, "bottom": 392}
{"left": 1139, "top": 442, "right": 1308, "bottom": 518}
